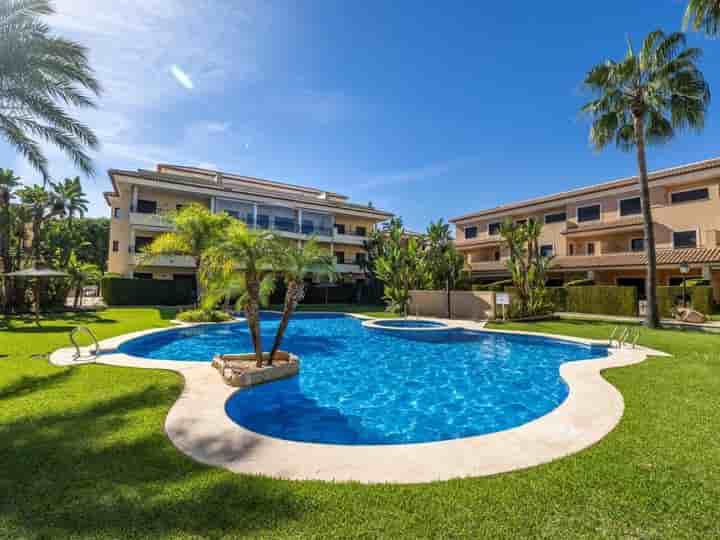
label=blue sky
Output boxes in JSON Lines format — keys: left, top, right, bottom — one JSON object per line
{"left": 3, "top": 1, "right": 719, "bottom": 231}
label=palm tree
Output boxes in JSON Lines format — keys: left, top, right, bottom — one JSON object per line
{"left": 17, "top": 184, "right": 62, "bottom": 265}
{"left": 268, "top": 239, "right": 335, "bottom": 364}
{"left": 141, "top": 204, "right": 230, "bottom": 305}
{"left": 66, "top": 251, "right": 100, "bottom": 308}
{"left": 0, "top": 0, "right": 101, "bottom": 182}
{"left": 51, "top": 176, "right": 88, "bottom": 265}
{"left": 202, "top": 221, "right": 278, "bottom": 368}
{"left": 684, "top": 0, "right": 720, "bottom": 36}
{"left": 581, "top": 30, "right": 710, "bottom": 328}
{"left": 0, "top": 168, "right": 19, "bottom": 271}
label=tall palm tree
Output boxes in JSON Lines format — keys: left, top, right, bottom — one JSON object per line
{"left": 0, "top": 0, "right": 101, "bottom": 182}
{"left": 268, "top": 239, "right": 335, "bottom": 364}
{"left": 51, "top": 176, "right": 88, "bottom": 221}
{"left": 202, "top": 221, "right": 278, "bottom": 368}
{"left": 142, "top": 204, "right": 231, "bottom": 305}
{"left": 66, "top": 251, "right": 100, "bottom": 308}
{"left": 684, "top": 0, "right": 720, "bottom": 36}
{"left": 581, "top": 30, "right": 710, "bottom": 328}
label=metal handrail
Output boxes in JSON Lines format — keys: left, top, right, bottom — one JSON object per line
{"left": 609, "top": 326, "right": 619, "bottom": 348}
{"left": 70, "top": 326, "right": 100, "bottom": 359}
{"left": 617, "top": 327, "right": 630, "bottom": 349}
{"left": 630, "top": 328, "right": 641, "bottom": 349}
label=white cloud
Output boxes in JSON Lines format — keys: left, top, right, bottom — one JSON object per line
{"left": 356, "top": 158, "right": 474, "bottom": 189}
{"left": 170, "top": 64, "right": 194, "bottom": 90}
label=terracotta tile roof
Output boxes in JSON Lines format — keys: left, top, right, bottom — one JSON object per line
{"left": 652, "top": 247, "right": 720, "bottom": 265}
{"left": 455, "top": 238, "right": 503, "bottom": 250}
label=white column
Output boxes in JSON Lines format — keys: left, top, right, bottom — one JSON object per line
{"left": 253, "top": 204, "right": 258, "bottom": 228}
{"left": 297, "top": 208, "right": 303, "bottom": 234}
{"left": 131, "top": 185, "right": 138, "bottom": 212}
{"left": 210, "top": 196, "right": 216, "bottom": 213}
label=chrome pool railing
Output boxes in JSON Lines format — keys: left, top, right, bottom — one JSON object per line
{"left": 69, "top": 326, "right": 100, "bottom": 359}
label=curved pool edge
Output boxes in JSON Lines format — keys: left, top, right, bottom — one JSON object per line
{"left": 48, "top": 314, "right": 670, "bottom": 484}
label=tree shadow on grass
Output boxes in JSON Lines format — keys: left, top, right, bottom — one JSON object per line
{"left": 0, "top": 369, "right": 75, "bottom": 401}
{"left": 0, "top": 382, "right": 310, "bottom": 538}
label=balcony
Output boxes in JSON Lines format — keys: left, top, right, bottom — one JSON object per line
{"left": 333, "top": 232, "right": 367, "bottom": 245}
{"left": 335, "top": 263, "right": 363, "bottom": 274}
{"left": 562, "top": 217, "right": 645, "bottom": 238}
{"left": 129, "top": 211, "right": 172, "bottom": 229}
{"left": 131, "top": 254, "right": 196, "bottom": 268}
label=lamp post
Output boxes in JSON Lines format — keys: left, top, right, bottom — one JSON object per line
{"left": 679, "top": 261, "right": 690, "bottom": 308}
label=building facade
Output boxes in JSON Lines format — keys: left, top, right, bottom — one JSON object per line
{"left": 105, "top": 164, "right": 392, "bottom": 283}
{"left": 450, "top": 157, "right": 720, "bottom": 301}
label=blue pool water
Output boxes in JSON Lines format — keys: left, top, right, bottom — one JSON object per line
{"left": 119, "top": 313, "right": 607, "bottom": 445}
{"left": 371, "top": 319, "right": 447, "bottom": 328}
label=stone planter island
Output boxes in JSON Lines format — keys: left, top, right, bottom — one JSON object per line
{"left": 211, "top": 351, "right": 299, "bottom": 388}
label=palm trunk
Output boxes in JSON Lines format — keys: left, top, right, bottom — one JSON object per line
{"left": 269, "top": 281, "right": 302, "bottom": 364}
{"left": 74, "top": 284, "right": 81, "bottom": 309}
{"left": 194, "top": 259, "right": 201, "bottom": 308}
{"left": 0, "top": 202, "right": 10, "bottom": 314}
{"left": 244, "top": 278, "right": 264, "bottom": 367}
{"left": 633, "top": 113, "right": 660, "bottom": 328}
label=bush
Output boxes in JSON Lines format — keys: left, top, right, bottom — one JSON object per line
{"left": 691, "top": 286, "right": 714, "bottom": 315}
{"left": 101, "top": 277, "right": 195, "bottom": 306}
{"left": 177, "top": 309, "right": 233, "bottom": 323}
{"left": 656, "top": 286, "right": 685, "bottom": 318}
{"left": 546, "top": 287, "right": 568, "bottom": 311}
{"left": 565, "top": 278, "right": 595, "bottom": 287}
{"left": 566, "top": 286, "right": 637, "bottom": 316}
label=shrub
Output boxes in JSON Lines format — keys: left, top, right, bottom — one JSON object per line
{"left": 177, "top": 309, "right": 233, "bottom": 323}
{"left": 546, "top": 287, "right": 568, "bottom": 311}
{"left": 691, "top": 286, "right": 714, "bottom": 315}
{"left": 101, "top": 277, "right": 195, "bottom": 306}
{"left": 566, "top": 286, "right": 637, "bottom": 316}
{"left": 656, "top": 286, "right": 685, "bottom": 318}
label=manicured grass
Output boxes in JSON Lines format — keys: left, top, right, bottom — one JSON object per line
{"left": 1, "top": 310, "right": 719, "bottom": 539}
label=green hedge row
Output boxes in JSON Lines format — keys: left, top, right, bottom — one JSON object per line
{"left": 566, "top": 286, "right": 638, "bottom": 317}
{"left": 101, "top": 277, "right": 195, "bottom": 306}
{"left": 656, "top": 285, "right": 714, "bottom": 317}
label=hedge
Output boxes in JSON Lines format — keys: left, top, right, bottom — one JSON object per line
{"left": 656, "top": 285, "right": 714, "bottom": 317}
{"left": 547, "top": 287, "right": 568, "bottom": 311}
{"left": 566, "top": 286, "right": 638, "bottom": 317}
{"left": 101, "top": 277, "right": 195, "bottom": 306}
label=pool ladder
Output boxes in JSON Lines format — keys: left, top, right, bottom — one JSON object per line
{"left": 609, "top": 326, "right": 640, "bottom": 349}
{"left": 69, "top": 326, "right": 100, "bottom": 360}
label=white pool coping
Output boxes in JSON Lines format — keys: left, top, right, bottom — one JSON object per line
{"left": 49, "top": 312, "right": 668, "bottom": 484}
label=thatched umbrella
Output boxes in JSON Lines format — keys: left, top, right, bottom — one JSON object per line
{"left": 3, "top": 267, "right": 68, "bottom": 324}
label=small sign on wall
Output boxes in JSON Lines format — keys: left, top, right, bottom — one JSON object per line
{"left": 496, "top": 292, "right": 510, "bottom": 305}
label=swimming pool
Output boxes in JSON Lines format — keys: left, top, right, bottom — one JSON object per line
{"left": 119, "top": 313, "right": 608, "bottom": 445}
{"left": 369, "top": 319, "right": 448, "bottom": 329}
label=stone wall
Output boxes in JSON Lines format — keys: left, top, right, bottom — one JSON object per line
{"left": 409, "top": 290, "right": 496, "bottom": 320}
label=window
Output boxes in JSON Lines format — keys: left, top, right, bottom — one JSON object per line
{"left": 544, "top": 211, "right": 567, "bottom": 224}
{"left": 587, "top": 242, "right": 596, "bottom": 255}
{"left": 464, "top": 226, "right": 478, "bottom": 239}
{"left": 671, "top": 187, "right": 709, "bottom": 204}
{"left": 494, "top": 250, "right": 501, "bottom": 261}
{"left": 335, "top": 224, "right": 346, "bottom": 235}
{"left": 134, "top": 272, "right": 153, "bottom": 280}
{"left": 355, "top": 252, "right": 366, "bottom": 265}
{"left": 134, "top": 236, "right": 153, "bottom": 252}
{"left": 630, "top": 238, "right": 645, "bottom": 252}
{"left": 515, "top": 219, "right": 527, "bottom": 226}
{"left": 113, "top": 207, "right": 121, "bottom": 218}
{"left": 136, "top": 199, "right": 157, "bottom": 214}
{"left": 673, "top": 230, "right": 698, "bottom": 249}
{"left": 488, "top": 222, "right": 501, "bottom": 236}
{"left": 569, "top": 244, "right": 575, "bottom": 256}
{"left": 619, "top": 197, "right": 641, "bottom": 217}
{"left": 577, "top": 204, "right": 601, "bottom": 222}
{"left": 112, "top": 240, "right": 119, "bottom": 252}
{"left": 335, "top": 251, "right": 345, "bottom": 264}
{"left": 540, "top": 244, "right": 554, "bottom": 257}
{"left": 355, "top": 226, "right": 367, "bottom": 237}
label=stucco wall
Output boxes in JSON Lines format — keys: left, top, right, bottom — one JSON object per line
{"left": 409, "top": 290, "right": 496, "bottom": 320}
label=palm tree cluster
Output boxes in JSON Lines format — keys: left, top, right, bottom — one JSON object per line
{"left": 146, "top": 205, "right": 335, "bottom": 367}
{"left": 1, "top": 171, "right": 100, "bottom": 312}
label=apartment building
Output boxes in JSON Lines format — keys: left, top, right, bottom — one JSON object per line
{"left": 450, "top": 157, "right": 720, "bottom": 301}
{"left": 104, "top": 164, "right": 393, "bottom": 284}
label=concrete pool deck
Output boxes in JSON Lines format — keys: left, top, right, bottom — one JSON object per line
{"left": 49, "top": 314, "right": 669, "bottom": 484}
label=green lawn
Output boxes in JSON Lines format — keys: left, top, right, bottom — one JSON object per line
{"left": 1, "top": 310, "right": 719, "bottom": 539}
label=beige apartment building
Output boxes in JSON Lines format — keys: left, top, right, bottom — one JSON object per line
{"left": 105, "top": 164, "right": 393, "bottom": 286}
{"left": 451, "top": 157, "right": 720, "bottom": 301}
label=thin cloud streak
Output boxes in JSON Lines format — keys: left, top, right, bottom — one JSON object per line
{"left": 170, "top": 64, "right": 194, "bottom": 90}
{"left": 355, "top": 157, "right": 476, "bottom": 189}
